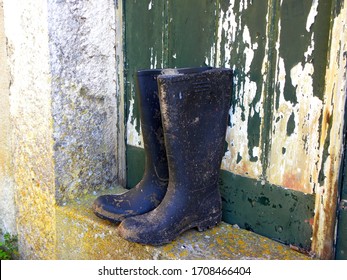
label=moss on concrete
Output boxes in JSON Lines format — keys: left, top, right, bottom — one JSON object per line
{"left": 56, "top": 187, "right": 312, "bottom": 260}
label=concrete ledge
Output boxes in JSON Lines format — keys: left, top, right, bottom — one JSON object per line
{"left": 56, "top": 186, "right": 312, "bottom": 260}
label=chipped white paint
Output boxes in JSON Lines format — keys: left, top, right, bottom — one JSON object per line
{"left": 243, "top": 26, "right": 254, "bottom": 74}
{"left": 150, "top": 47, "right": 158, "bottom": 69}
{"left": 127, "top": 94, "right": 143, "bottom": 148}
{"left": 216, "top": 0, "right": 236, "bottom": 67}
{"left": 239, "top": 0, "right": 250, "bottom": 13}
{"left": 204, "top": 46, "right": 215, "bottom": 67}
{"left": 312, "top": 1, "right": 347, "bottom": 259}
{"left": 267, "top": 0, "right": 323, "bottom": 194}
{"left": 304, "top": 33, "right": 315, "bottom": 60}
{"left": 306, "top": 0, "right": 319, "bottom": 32}
{"left": 222, "top": 74, "right": 260, "bottom": 176}
{"left": 220, "top": 1, "right": 264, "bottom": 178}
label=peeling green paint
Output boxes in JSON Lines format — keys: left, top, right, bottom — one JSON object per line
{"left": 219, "top": 170, "right": 315, "bottom": 250}
{"left": 126, "top": 145, "right": 145, "bottom": 189}
{"left": 124, "top": 0, "right": 344, "bottom": 257}
{"left": 279, "top": 0, "right": 313, "bottom": 105}
{"left": 167, "top": 0, "right": 217, "bottom": 67}
{"left": 333, "top": 0, "right": 345, "bottom": 16}
{"left": 336, "top": 209, "right": 347, "bottom": 259}
{"left": 219, "top": 0, "right": 269, "bottom": 178}
{"left": 311, "top": 0, "right": 333, "bottom": 101}
{"left": 124, "top": 0, "right": 166, "bottom": 147}
{"left": 286, "top": 112, "right": 295, "bottom": 136}
{"left": 125, "top": 146, "right": 315, "bottom": 250}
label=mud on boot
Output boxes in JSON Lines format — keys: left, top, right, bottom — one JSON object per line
{"left": 118, "top": 68, "right": 233, "bottom": 244}
{"left": 93, "top": 67, "right": 212, "bottom": 223}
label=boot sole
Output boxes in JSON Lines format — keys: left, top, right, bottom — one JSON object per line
{"left": 120, "top": 211, "right": 222, "bottom": 246}
{"left": 93, "top": 207, "right": 124, "bottom": 223}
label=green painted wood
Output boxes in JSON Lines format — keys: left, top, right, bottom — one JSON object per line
{"left": 125, "top": 145, "right": 315, "bottom": 249}
{"left": 123, "top": 0, "right": 330, "bottom": 253}
{"left": 167, "top": 0, "right": 217, "bottom": 68}
{"left": 336, "top": 206, "right": 347, "bottom": 259}
{"left": 126, "top": 145, "right": 146, "bottom": 189}
{"left": 124, "top": 0, "right": 167, "bottom": 136}
{"left": 311, "top": 0, "right": 333, "bottom": 101}
{"left": 278, "top": 1, "right": 315, "bottom": 105}
{"left": 336, "top": 83, "right": 347, "bottom": 259}
{"left": 218, "top": 0, "right": 270, "bottom": 167}
{"left": 219, "top": 169, "right": 314, "bottom": 250}
{"left": 124, "top": 0, "right": 167, "bottom": 187}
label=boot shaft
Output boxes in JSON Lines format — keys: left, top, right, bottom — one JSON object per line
{"left": 135, "top": 67, "right": 212, "bottom": 181}
{"left": 135, "top": 70, "right": 167, "bottom": 181}
{"left": 157, "top": 68, "right": 233, "bottom": 189}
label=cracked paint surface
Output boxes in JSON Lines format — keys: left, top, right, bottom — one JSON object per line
{"left": 213, "top": 0, "right": 268, "bottom": 178}
{"left": 312, "top": 1, "right": 347, "bottom": 259}
{"left": 267, "top": 0, "right": 323, "bottom": 194}
{"left": 124, "top": 0, "right": 346, "bottom": 258}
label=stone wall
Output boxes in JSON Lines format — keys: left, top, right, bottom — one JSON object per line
{"left": 48, "top": 0, "right": 121, "bottom": 204}
{"left": 0, "top": 0, "right": 124, "bottom": 259}
{"left": 0, "top": 0, "right": 16, "bottom": 236}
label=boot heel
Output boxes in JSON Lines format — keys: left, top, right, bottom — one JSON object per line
{"left": 196, "top": 212, "right": 222, "bottom": 232}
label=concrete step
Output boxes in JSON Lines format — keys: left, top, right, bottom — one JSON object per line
{"left": 55, "top": 186, "right": 312, "bottom": 260}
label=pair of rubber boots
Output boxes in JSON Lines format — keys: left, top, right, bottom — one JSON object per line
{"left": 93, "top": 67, "right": 233, "bottom": 246}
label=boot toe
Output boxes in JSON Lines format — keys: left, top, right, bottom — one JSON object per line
{"left": 118, "top": 216, "right": 162, "bottom": 245}
{"left": 92, "top": 195, "right": 127, "bottom": 223}
{"left": 118, "top": 216, "right": 146, "bottom": 243}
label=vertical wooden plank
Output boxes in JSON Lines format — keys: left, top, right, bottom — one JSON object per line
{"left": 216, "top": 0, "right": 318, "bottom": 250}
{"left": 124, "top": 0, "right": 167, "bottom": 187}
{"left": 216, "top": 0, "right": 269, "bottom": 179}
{"left": 124, "top": 0, "right": 166, "bottom": 149}
{"left": 267, "top": 0, "right": 332, "bottom": 194}
{"left": 312, "top": 0, "right": 347, "bottom": 259}
{"left": 167, "top": 0, "right": 217, "bottom": 67}
{"left": 220, "top": 170, "right": 315, "bottom": 249}
{"left": 336, "top": 137, "right": 347, "bottom": 259}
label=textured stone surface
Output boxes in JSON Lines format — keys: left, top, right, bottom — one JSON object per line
{"left": 0, "top": 0, "right": 16, "bottom": 235}
{"left": 3, "top": 0, "right": 56, "bottom": 259}
{"left": 56, "top": 187, "right": 312, "bottom": 260}
{"left": 1, "top": 0, "right": 121, "bottom": 259}
{"left": 47, "top": 0, "right": 120, "bottom": 204}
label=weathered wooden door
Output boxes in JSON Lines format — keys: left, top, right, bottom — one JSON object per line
{"left": 123, "top": 0, "right": 346, "bottom": 259}
{"left": 336, "top": 128, "right": 347, "bottom": 259}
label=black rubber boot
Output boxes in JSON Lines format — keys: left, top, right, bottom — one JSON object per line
{"left": 118, "top": 68, "right": 233, "bottom": 244}
{"left": 92, "top": 67, "right": 212, "bottom": 222}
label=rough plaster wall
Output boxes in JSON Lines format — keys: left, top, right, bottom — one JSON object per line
{"left": 0, "top": 0, "right": 16, "bottom": 235}
{"left": 47, "top": 0, "right": 119, "bottom": 204}
{"left": 1, "top": 0, "right": 121, "bottom": 259}
{"left": 3, "top": 0, "right": 56, "bottom": 259}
